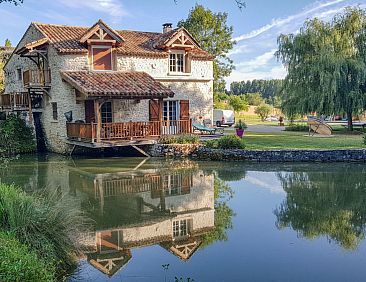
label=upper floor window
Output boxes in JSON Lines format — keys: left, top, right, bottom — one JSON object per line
{"left": 169, "top": 51, "right": 185, "bottom": 73}
{"left": 173, "top": 219, "right": 190, "bottom": 238}
{"left": 92, "top": 46, "right": 112, "bottom": 71}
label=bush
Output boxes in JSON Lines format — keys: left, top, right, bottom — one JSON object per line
{"left": 0, "top": 114, "right": 36, "bottom": 155}
{"left": 285, "top": 124, "right": 309, "bottom": 132}
{"left": 0, "top": 232, "right": 54, "bottom": 282}
{"left": 363, "top": 134, "right": 366, "bottom": 145}
{"left": 217, "top": 135, "right": 246, "bottom": 149}
{"left": 158, "top": 134, "right": 200, "bottom": 144}
{"left": 0, "top": 183, "right": 88, "bottom": 278}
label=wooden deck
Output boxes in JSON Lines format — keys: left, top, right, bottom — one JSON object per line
{"left": 0, "top": 92, "right": 29, "bottom": 111}
{"left": 66, "top": 120, "right": 192, "bottom": 148}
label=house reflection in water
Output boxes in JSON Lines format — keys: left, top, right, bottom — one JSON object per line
{"left": 72, "top": 160, "right": 215, "bottom": 277}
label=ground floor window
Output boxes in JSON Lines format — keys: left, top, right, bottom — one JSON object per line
{"left": 163, "top": 101, "right": 179, "bottom": 121}
{"left": 101, "top": 101, "right": 112, "bottom": 123}
{"left": 173, "top": 219, "right": 189, "bottom": 238}
{"left": 51, "top": 102, "right": 58, "bottom": 121}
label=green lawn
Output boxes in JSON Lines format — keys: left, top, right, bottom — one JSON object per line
{"left": 241, "top": 131, "right": 364, "bottom": 150}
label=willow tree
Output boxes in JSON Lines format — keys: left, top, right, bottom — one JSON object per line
{"left": 276, "top": 8, "right": 366, "bottom": 130}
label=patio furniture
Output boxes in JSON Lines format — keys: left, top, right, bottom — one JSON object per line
{"left": 193, "top": 123, "right": 224, "bottom": 135}
{"left": 307, "top": 116, "right": 333, "bottom": 136}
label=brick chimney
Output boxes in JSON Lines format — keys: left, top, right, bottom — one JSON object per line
{"left": 162, "top": 23, "right": 173, "bottom": 34}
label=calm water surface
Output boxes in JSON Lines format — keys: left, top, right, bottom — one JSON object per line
{"left": 1, "top": 155, "right": 366, "bottom": 282}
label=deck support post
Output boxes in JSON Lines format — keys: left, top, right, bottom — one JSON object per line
{"left": 94, "top": 99, "right": 103, "bottom": 143}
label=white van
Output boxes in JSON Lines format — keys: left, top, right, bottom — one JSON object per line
{"left": 213, "top": 109, "right": 235, "bottom": 127}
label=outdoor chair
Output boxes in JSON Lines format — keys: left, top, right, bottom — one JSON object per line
{"left": 193, "top": 123, "right": 224, "bottom": 135}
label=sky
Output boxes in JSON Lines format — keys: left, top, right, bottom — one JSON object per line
{"left": 1, "top": 0, "right": 366, "bottom": 88}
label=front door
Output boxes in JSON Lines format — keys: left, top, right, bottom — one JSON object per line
{"left": 163, "top": 100, "right": 179, "bottom": 134}
{"left": 85, "top": 100, "right": 95, "bottom": 123}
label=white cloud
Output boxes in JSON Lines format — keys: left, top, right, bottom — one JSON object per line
{"left": 56, "top": 0, "right": 128, "bottom": 21}
{"left": 234, "top": 0, "right": 346, "bottom": 42}
{"left": 236, "top": 49, "right": 277, "bottom": 68}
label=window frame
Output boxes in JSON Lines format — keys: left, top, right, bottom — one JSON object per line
{"left": 51, "top": 102, "right": 58, "bottom": 121}
{"left": 163, "top": 100, "right": 179, "bottom": 122}
{"left": 101, "top": 101, "right": 113, "bottom": 123}
{"left": 169, "top": 50, "right": 187, "bottom": 74}
{"left": 91, "top": 45, "right": 113, "bottom": 71}
{"left": 16, "top": 68, "right": 22, "bottom": 81}
{"left": 172, "top": 219, "right": 190, "bottom": 238}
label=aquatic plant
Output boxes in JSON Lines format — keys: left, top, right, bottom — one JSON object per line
{"left": 0, "top": 183, "right": 89, "bottom": 278}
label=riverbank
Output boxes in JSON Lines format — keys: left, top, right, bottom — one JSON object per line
{"left": 147, "top": 144, "right": 366, "bottom": 162}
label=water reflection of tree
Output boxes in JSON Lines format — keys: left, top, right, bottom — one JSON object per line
{"left": 201, "top": 176, "right": 235, "bottom": 248}
{"left": 275, "top": 168, "right": 366, "bottom": 250}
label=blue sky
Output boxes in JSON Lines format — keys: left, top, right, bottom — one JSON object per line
{"left": 1, "top": 0, "right": 366, "bottom": 86}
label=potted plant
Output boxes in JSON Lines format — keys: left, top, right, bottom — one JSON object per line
{"left": 234, "top": 119, "right": 247, "bottom": 138}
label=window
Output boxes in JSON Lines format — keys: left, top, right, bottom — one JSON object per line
{"left": 16, "top": 68, "right": 22, "bottom": 81}
{"left": 92, "top": 46, "right": 112, "bottom": 71}
{"left": 163, "top": 101, "right": 178, "bottom": 121}
{"left": 163, "top": 174, "right": 183, "bottom": 196}
{"left": 173, "top": 219, "right": 189, "bottom": 238}
{"left": 51, "top": 102, "right": 58, "bottom": 121}
{"left": 169, "top": 52, "right": 185, "bottom": 73}
{"left": 101, "top": 101, "right": 112, "bottom": 123}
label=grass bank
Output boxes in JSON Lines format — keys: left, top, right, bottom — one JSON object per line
{"left": 0, "top": 183, "right": 88, "bottom": 281}
{"left": 243, "top": 131, "right": 364, "bottom": 150}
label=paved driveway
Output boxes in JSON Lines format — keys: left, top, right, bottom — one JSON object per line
{"left": 246, "top": 124, "right": 285, "bottom": 133}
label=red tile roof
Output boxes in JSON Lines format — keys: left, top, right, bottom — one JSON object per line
{"left": 32, "top": 23, "right": 214, "bottom": 60}
{"left": 60, "top": 71, "right": 175, "bottom": 99}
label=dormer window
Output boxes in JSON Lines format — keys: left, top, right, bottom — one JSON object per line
{"left": 169, "top": 51, "right": 185, "bottom": 73}
{"left": 92, "top": 46, "right": 112, "bottom": 71}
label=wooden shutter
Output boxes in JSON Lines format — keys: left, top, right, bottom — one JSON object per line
{"left": 180, "top": 100, "right": 190, "bottom": 121}
{"left": 149, "top": 100, "right": 161, "bottom": 121}
{"left": 85, "top": 100, "right": 95, "bottom": 123}
{"left": 181, "top": 174, "right": 192, "bottom": 195}
{"left": 185, "top": 53, "right": 192, "bottom": 73}
{"left": 92, "top": 47, "right": 112, "bottom": 70}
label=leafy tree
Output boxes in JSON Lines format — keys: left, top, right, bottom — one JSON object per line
{"left": 0, "top": 0, "right": 23, "bottom": 5}
{"left": 244, "top": 92, "right": 264, "bottom": 106}
{"left": 254, "top": 103, "right": 272, "bottom": 121}
{"left": 275, "top": 165, "right": 366, "bottom": 250}
{"left": 4, "top": 39, "right": 11, "bottom": 47}
{"left": 228, "top": 95, "right": 248, "bottom": 113}
{"left": 276, "top": 8, "right": 366, "bottom": 131}
{"left": 178, "top": 5, "right": 235, "bottom": 92}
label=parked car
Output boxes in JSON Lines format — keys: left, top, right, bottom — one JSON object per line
{"left": 213, "top": 109, "right": 235, "bottom": 127}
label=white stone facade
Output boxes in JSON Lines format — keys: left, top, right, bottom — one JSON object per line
{"left": 4, "top": 25, "right": 214, "bottom": 154}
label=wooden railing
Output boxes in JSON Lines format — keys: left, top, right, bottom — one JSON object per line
{"left": 23, "top": 69, "right": 51, "bottom": 87}
{"left": 0, "top": 93, "right": 29, "bottom": 110}
{"left": 66, "top": 120, "right": 192, "bottom": 142}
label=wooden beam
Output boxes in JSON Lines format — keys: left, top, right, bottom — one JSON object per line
{"left": 94, "top": 100, "right": 102, "bottom": 143}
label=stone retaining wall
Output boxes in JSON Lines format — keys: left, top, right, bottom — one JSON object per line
{"left": 147, "top": 144, "right": 202, "bottom": 158}
{"left": 192, "top": 147, "right": 366, "bottom": 162}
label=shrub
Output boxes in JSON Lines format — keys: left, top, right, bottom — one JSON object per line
{"left": 158, "top": 134, "right": 200, "bottom": 144}
{"left": 363, "top": 134, "right": 366, "bottom": 145}
{"left": 216, "top": 135, "right": 246, "bottom": 149}
{"left": 0, "top": 114, "right": 36, "bottom": 155}
{"left": 285, "top": 124, "right": 309, "bottom": 132}
{"left": 0, "top": 232, "right": 54, "bottom": 282}
{"left": 0, "top": 183, "right": 89, "bottom": 277}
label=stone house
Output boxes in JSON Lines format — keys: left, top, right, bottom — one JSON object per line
{"left": 1, "top": 20, "right": 214, "bottom": 154}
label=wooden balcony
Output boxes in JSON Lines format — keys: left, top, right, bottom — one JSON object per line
{"left": 0, "top": 93, "right": 29, "bottom": 110}
{"left": 66, "top": 120, "right": 192, "bottom": 146}
{"left": 23, "top": 69, "right": 51, "bottom": 88}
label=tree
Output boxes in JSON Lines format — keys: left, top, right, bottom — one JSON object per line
{"left": 276, "top": 8, "right": 366, "bottom": 131}
{"left": 245, "top": 93, "right": 264, "bottom": 106}
{"left": 228, "top": 95, "right": 248, "bottom": 113}
{"left": 178, "top": 5, "right": 236, "bottom": 92}
{"left": 0, "top": 0, "right": 23, "bottom": 5}
{"left": 4, "top": 39, "right": 11, "bottom": 47}
{"left": 275, "top": 165, "right": 366, "bottom": 250}
{"left": 254, "top": 103, "right": 272, "bottom": 121}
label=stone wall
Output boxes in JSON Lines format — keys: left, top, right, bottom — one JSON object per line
{"left": 147, "top": 143, "right": 202, "bottom": 158}
{"left": 193, "top": 147, "right": 366, "bottom": 162}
